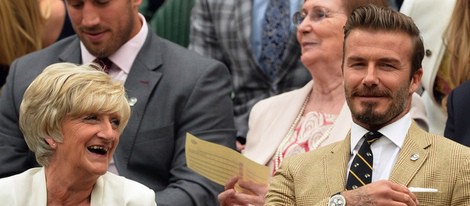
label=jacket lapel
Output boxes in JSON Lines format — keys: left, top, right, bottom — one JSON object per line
{"left": 263, "top": 81, "right": 312, "bottom": 152}
{"left": 389, "top": 123, "right": 430, "bottom": 186}
{"left": 325, "top": 134, "right": 351, "bottom": 192}
{"left": 58, "top": 37, "right": 82, "bottom": 64}
{"left": 115, "top": 31, "right": 162, "bottom": 172}
{"left": 243, "top": 81, "right": 312, "bottom": 165}
{"left": 323, "top": 103, "right": 352, "bottom": 146}
{"left": 33, "top": 168, "right": 48, "bottom": 205}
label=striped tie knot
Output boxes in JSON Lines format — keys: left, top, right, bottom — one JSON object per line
{"left": 365, "top": 131, "right": 382, "bottom": 144}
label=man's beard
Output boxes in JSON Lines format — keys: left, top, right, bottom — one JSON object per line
{"left": 347, "top": 84, "right": 408, "bottom": 128}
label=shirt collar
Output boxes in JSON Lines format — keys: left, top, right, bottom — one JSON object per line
{"left": 81, "top": 13, "right": 148, "bottom": 74}
{"left": 350, "top": 112, "right": 412, "bottom": 153}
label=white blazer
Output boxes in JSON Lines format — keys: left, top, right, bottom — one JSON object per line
{"left": 400, "top": 0, "right": 456, "bottom": 135}
{"left": 243, "top": 81, "right": 428, "bottom": 166}
{"left": 0, "top": 168, "right": 157, "bottom": 206}
{"left": 243, "top": 81, "right": 351, "bottom": 165}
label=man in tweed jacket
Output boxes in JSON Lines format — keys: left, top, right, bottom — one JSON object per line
{"left": 265, "top": 5, "right": 470, "bottom": 206}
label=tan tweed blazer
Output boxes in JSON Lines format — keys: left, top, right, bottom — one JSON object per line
{"left": 265, "top": 123, "right": 470, "bottom": 205}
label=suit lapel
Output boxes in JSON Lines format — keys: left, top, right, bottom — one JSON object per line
{"left": 115, "top": 31, "right": 163, "bottom": 170}
{"left": 33, "top": 168, "right": 48, "bottom": 205}
{"left": 325, "top": 134, "right": 351, "bottom": 192}
{"left": 245, "top": 81, "right": 312, "bottom": 165}
{"left": 58, "top": 37, "right": 82, "bottom": 64}
{"left": 389, "top": 123, "right": 430, "bottom": 186}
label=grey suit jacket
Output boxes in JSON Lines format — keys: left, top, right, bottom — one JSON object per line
{"left": 265, "top": 123, "right": 470, "bottom": 205}
{"left": 0, "top": 30, "right": 237, "bottom": 206}
{"left": 189, "top": 0, "right": 311, "bottom": 138}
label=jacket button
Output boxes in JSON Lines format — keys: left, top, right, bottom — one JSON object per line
{"left": 425, "top": 49, "right": 432, "bottom": 57}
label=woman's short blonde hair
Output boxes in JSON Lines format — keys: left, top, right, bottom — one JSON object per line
{"left": 19, "top": 63, "right": 131, "bottom": 166}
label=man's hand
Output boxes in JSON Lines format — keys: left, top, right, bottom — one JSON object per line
{"left": 218, "top": 176, "right": 268, "bottom": 206}
{"left": 342, "top": 180, "right": 419, "bottom": 206}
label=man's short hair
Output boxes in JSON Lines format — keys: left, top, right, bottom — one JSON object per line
{"left": 342, "top": 4, "right": 424, "bottom": 75}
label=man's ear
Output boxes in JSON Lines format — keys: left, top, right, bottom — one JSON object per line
{"left": 409, "top": 68, "right": 423, "bottom": 93}
{"left": 133, "top": 0, "right": 143, "bottom": 8}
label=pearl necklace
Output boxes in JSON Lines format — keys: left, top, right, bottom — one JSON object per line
{"left": 273, "top": 94, "right": 335, "bottom": 172}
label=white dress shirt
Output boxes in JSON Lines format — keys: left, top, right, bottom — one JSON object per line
{"left": 348, "top": 113, "right": 412, "bottom": 182}
{"left": 81, "top": 13, "right": 148, "bottom": 83}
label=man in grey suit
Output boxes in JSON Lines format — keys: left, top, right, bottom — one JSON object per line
{"left": 189, "top": 0, "right": 311, "bottom": 149}
{"left": 0, "top": 0, "right": 236, "bottom": 205}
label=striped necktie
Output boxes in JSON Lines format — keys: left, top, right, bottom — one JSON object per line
{"left": 346, "top": 131, "right": 382, "bottom": 190}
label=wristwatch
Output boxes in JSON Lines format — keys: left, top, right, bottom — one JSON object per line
{"left": 328, "top": 192, "right": 346, "bottom": 206}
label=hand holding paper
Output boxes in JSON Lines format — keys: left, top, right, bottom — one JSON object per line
{"left": 185, "top": 133, "right": 270, "bottom": 189}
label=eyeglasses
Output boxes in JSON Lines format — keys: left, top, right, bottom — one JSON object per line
{"left": 292, "top": 11, "right": 305, "bottom": 27}
{"left": 292, "top": 8, "right": 341, "bottom": 27}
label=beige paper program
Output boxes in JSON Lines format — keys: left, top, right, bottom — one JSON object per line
{"left": 185, "top": 133, "right": 270, "bottom": 188}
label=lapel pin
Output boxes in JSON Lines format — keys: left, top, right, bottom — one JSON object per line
{"left": 128, "top": 97, "right": 138, "bottom": 107}
{"left": 410, "top": 153, "right": 420, "bottom": 161}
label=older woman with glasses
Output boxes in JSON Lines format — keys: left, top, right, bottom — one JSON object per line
{"left": 217, "top": 0, "right": 428, "bottom": 205}
{"left": 0, "top": 63, "right": 156, "bottom": 206}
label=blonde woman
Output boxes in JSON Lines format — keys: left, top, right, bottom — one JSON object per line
{"left": 0, "top": 63, "right": 156, "bottom": 206}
